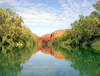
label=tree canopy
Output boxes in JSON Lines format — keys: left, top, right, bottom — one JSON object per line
{"left": 52, "top": 0, "right": 100, "bottom": 46}
{"left": 0, "top": 7, "right": 37, "bottom": 46}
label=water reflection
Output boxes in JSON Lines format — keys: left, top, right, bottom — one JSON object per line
{"left": 0, "top": 45, "right": 37, "bottom": 76}
{"left": 53, "top": 46, "right": 100, "bottom": 76}
{"left": 0, "top": 45, "right": 100, "bottom": 76}
{"left": 35, "top": 45, "right": 65, "bottom": 59}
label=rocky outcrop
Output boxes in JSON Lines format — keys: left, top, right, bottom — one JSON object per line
{"left": 35, "top": 29, "right": 66, "bottom": 43}
{"left": 33, "top": 34, "right": 41, "bottom": 43}
{"left": 50, "top": 29, "right": 66, "bottom": 41}
{"left": 33, "top": 30, "right": 66, "bottom": 59}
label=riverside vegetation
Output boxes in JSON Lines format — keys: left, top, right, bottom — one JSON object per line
{"left": 0, "top": 7, "right": 38, "bottom": 47}
{"left": 51, "top": 0, "right": 100, "bottom": 47}
{"left": 0, "top": 1, "right": 100, "bottom": 76}
{"left": 1, "top": 1, "right": 100, "bottom": 48}
{"left": 0, "top": 7, "right": 38, "bottom": 76}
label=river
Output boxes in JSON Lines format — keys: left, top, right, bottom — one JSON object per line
{"left": 0, "top": 45, "right": 100, "bottom": 76}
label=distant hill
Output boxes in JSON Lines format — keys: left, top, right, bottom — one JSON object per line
{"left": 34, "top": 29, "right": 66, "bottom": 43}
{"left": 50, "top": 29, "right": 66, "bottom": 41}
{"left": 40, "top": 34, "right": 51, "bottom": 38}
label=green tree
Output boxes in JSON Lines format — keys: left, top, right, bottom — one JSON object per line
{"left": 0, "top": 7, "right": 37, "bottom": 46}
{"left": 93, "top": 0, "right": 100, "bottom": 12}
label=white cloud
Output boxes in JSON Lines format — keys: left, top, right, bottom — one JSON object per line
{"left": 0, "top": 0, "right": 98, "bottom": 27}
{"left": 3, "top": 0, "right": 20, "bottom": 6}
{"left": 0, "top": 0, "right": 4, "bottom": 4}
{"left": 59, "top": 0, "right": 97, "bottom": 23}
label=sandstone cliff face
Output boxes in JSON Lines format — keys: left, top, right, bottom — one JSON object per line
{"left": 35, "top": 29, "right": 66, "bottom": 43}
{"left": 33, "top": 30, "right": 66, "bottom": 59}
{"left": 33, "top": 34, "right": 41, "bottom": 43}
{"left": 35, "top": 45, "right": 65, "bottom": 59}
{"left": 50, "top": 29, "right": 66, "bottom": 41}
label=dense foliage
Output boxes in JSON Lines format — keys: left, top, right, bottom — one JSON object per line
{"left": 52, "top": 0, "right": 100, "bottom": 46}
{"left": 0, "top": 7, "right": 37, "bottom": 46}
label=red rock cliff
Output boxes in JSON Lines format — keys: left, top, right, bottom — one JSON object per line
{"left": 35, "top": 29, "right": 66, "bottom": 43}
{"left": 50, "top": 29, "right": 66, "bottom": 41}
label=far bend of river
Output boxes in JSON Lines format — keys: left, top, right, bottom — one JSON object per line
{"left": 0, "top": 45, "right": 100, "bottom": 76}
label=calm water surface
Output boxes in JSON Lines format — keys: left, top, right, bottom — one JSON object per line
{"left": 0, "top": 45, "right": 100, "bottom": 76}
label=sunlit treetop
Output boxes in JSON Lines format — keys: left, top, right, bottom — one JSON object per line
{"left": 93, "top": 0, "right": 100, "bottom": 12}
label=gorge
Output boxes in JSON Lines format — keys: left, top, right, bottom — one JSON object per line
{"left": 34, "top": 29, "right": 66, "bottom": 44}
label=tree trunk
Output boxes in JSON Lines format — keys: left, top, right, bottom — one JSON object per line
{"left": 2, "top": 36, "right": 6, "bottom": 44}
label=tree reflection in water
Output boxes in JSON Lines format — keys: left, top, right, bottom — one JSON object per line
{"left": 0, "top": 45, "right": 37, "bottom": 76}
{"left": 52, "top": 45, "right": 100, "bottom": 76}
{"left": 0, "top": 44, "right": 100, "bottom": 76}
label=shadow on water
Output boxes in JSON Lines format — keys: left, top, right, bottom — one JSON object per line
{"left": 0, "top": 44, "right": 100, "bottom": 76}
{"left": 0, "top": 45, "right": 37, "bottom": 76}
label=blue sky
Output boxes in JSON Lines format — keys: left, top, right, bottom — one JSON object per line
{"left": 0, "top": 0, "right": 98, "bottom": 36}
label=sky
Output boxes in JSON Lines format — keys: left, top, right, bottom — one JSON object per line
{"left": 0, "top": 0, "right": 98, "bottom": 36}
